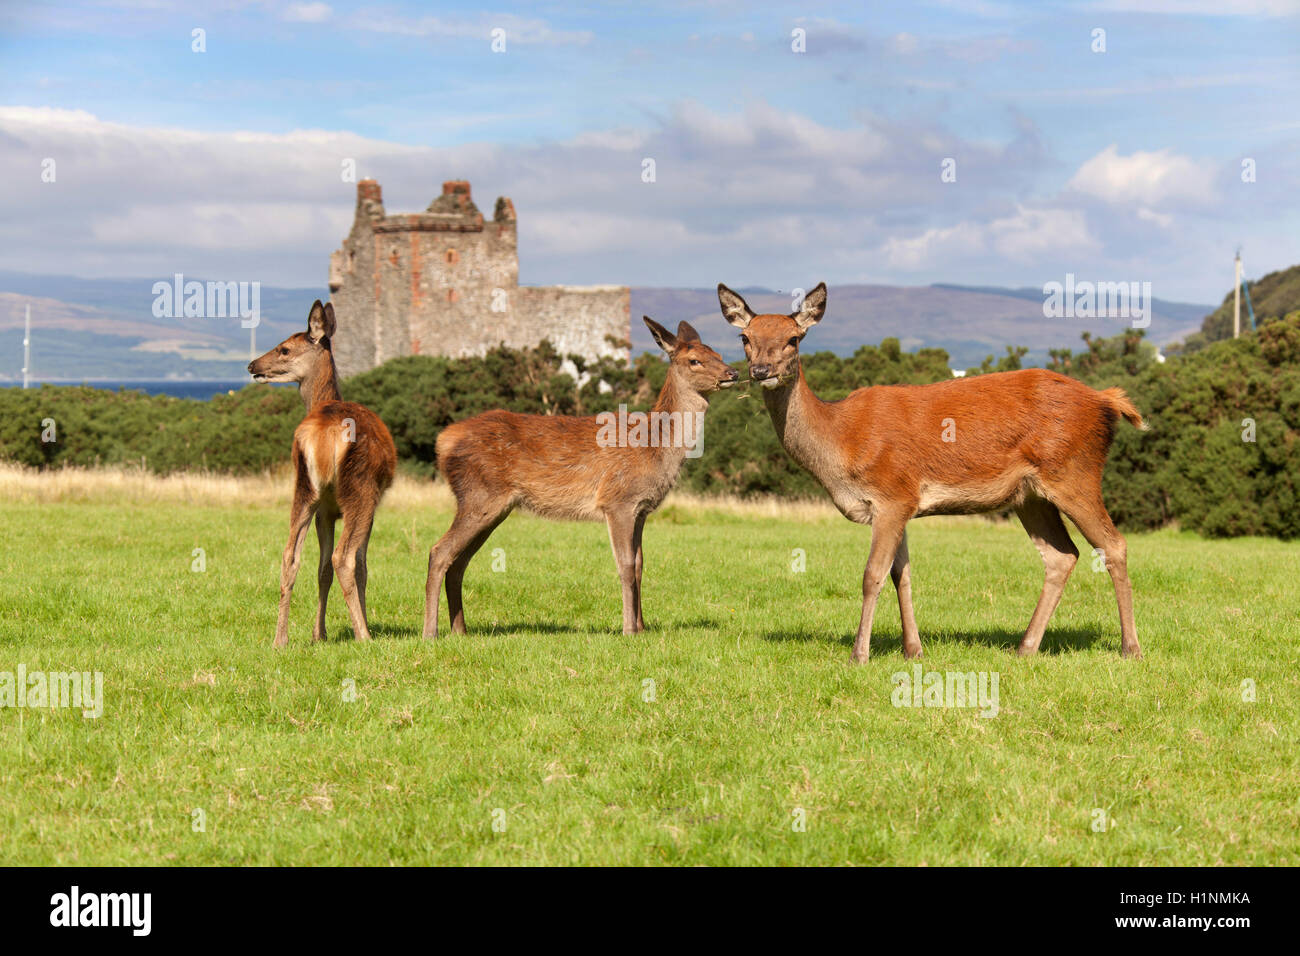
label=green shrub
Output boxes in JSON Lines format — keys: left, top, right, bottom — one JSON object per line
{"left": 1048, "top": 312, "right": 1300, "bottom": 538}
{"left": 3, "top": 315, "right": 1297, "bottom": 538}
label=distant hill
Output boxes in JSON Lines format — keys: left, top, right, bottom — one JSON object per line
{"left": 631, "top": 283, "right": 1212, "bottom": 368}
{"left": 0, "top": 271, "right": 322, "bottom": 381}
{"left": 0, "top": 271, "right": 1215, "bottom": 380}
{"left": 1198, "top": 263, "right": 1300, "bottom": 344}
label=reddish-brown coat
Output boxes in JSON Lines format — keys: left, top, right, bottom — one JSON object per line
{"left": 794, "top": 366, "right": 1143, "bottom": 516}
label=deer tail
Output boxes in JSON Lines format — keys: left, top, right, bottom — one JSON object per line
{"left": 1102, "top": 387, "right": 1148, "bottom": 431}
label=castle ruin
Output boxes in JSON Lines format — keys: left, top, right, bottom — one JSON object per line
{"left": 328, "top": 179, "right": 630, "bottom": 378}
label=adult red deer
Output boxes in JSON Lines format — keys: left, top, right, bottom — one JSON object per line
{"left": 717, "top": 282, "right": 1146, "bottom": 661}
{"left": 248, "top": 300, "right": 397, "bottom": 646}
{"left": 424, "top": 318, "right": 739, "bottom": 640}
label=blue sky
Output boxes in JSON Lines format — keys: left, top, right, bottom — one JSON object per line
{"left": 1, "top": 0, "right": 1298, "bottom": 301}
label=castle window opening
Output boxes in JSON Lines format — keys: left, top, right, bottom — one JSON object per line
{"left": 446, "top": 249, "right": 459, "bottom": 265}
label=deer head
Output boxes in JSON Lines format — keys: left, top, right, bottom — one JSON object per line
{"left": 716, "top": 283, "right": 827, "bottom": 389}
{"left": 643, "top": 316, "right": 739, "bottom": 394}
{"left": 248, "top": 300, "right": 336, "bottom": 384}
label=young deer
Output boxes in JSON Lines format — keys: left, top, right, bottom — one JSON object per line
{"left": 718, "top": 282, "right": 1146, "bottom": 661}
{"left": 423, "top": 317, "right": 738, "bottom": 640}
{"left": 248, "top": 300, "right": 397, "bottom": 647}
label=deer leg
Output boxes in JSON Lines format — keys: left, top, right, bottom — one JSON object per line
{"left": 889, "top": 531, "right": 923, "bottom": 659}
{"left": 333, "top": 510, "right": 375, "bottom": 642}
{"left": 1015, "top": 498, "right": 1079, "bottom": 656}
{"left": 446, "top": 517, "right": 506, "bottom": 635}
{"left": 274, "top": 490, "right": 319, "bottom": 648}
{"left": 852, "top": 509, "right": 910, "bottom": 663}
{"left": 632, "top": 512, "right": 647, "bottom": 631}
{"left": 424, "top": 504, "right": 508, "bottom": 640}
{"left": 1058, "top": 496, "right": 1139, "bottom": 658}
{"left": 605, "top": 509, "right": 640, "bottom": 635}
{"left": 356, "top": 538, "right": 368, "bottom": 618}
{"left": 311, "top": 507, "right": 337, "bottom": 643}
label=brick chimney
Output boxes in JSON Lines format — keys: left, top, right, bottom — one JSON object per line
{"left": 442, "top": 180, "right": 471, "bottom": 200}
{"left": 358, "top": 179, "right": 382, "bottom": 202}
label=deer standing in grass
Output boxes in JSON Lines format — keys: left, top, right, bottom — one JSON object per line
{"left": 717, "top": 282, "right": 1146, "bottom": 661}
{"left": 424, "top": 317, "right": 739, "bottom": 640}
{"left": 248, "top": 300, "right": 397, "bottom": 646}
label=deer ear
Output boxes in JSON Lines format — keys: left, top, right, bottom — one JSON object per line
{"left": 307, "top": 300, "right": 326, "bottom": 340}
{"left": 643, "top": 316, "right": 677, "bottom": 355}
{"left": 718, "top": 283, "right": 755, "bottom": 330}
{"left": 676, "top": 320, "right": 701, "bottom": 344}
{"left": 308, "top": 300, "right": 336, "bottom": 341}
{"left": 792, "top": 282, "right": 827, "bottom": 331}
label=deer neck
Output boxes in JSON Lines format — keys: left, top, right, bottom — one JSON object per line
{"left": 762, "top": 361, "right": 839, "bottom": 480}
{"left": 299, "top": 351, "right": 343, "bottom": 412}
{"left": 653, "top": 366, "right": 709, "bottom": 420}
{"left": 643, "top": 366, "right": 709, "bottom": 469}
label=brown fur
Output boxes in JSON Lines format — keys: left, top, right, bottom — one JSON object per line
{"left": 423, "top": 318, "right": 738, "bottom": 639}
{"left": 719, "top": 282, "right": 1145, "bottom": 661}
{"left": 249, "top": 300, "right": 397, "bottom": 646}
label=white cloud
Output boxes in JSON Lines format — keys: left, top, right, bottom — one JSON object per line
{"left": 283, "top": 3, "right": 332, "bottom": 23}
{"left": 891, "top": 32, "right": 920, "bottom": 54}
{"left": 882, "top": 206, "right": 1099, "bottom": 270}
{"left": 92, "top": 202, "right": 351, "bottom": 250}
{"left": 352, "top": 12, "right": 592, "bottom": 46}
{"left": 882, "top": 222, "right": 985, "bottom": 270}
{"left": 1066, "top": 144, "right": 1217, "bottom": 207}
{"left": 1136, "top": 207, "right": 1173, "bottom": 228}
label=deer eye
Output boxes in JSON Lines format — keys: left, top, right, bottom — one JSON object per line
{"left": 786, "top": 337, "right": 799, "bottom": 349}
{"left": 279, "top": 347, "right": 289, "bottom": 355}
{"left": 739, "top": 335, "right": 750, "bottom": 347}
{"left": 689, "top": 359, "right": 702, "bottom": 367}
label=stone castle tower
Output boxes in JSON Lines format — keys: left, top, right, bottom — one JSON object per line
{"left": 328, "top": 179, "right": 630, "bottom": 378}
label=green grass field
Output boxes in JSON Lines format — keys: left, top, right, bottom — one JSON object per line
{"left": 1, "top": 474, "right": 1297, "bottom": 865}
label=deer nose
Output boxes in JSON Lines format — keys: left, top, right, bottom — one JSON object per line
{"left": 725, "top": 368, "right": 739, "bottom": 381}
{"left": 246, "top": 361, "right": 256, "bottom": 373}
{"left": 751, "top": 364, "right": 772, "bottom": 380}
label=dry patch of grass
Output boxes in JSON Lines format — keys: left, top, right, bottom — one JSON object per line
{"left": 0, "top": 463, "right": 862, "bottom": 522}
{"left": 0, "top": 462, "right": 449, "bottom": 510}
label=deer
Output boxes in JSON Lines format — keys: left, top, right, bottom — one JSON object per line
{"left": 423, "top": 317, "right": 739, "bottom": 640}
{"left": 717, "top": 282, "right": 1146, "bottom": 662}
{"left": 248, "top": 300, "right": 397, "bottom": 647}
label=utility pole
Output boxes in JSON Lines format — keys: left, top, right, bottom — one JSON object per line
{"left": 1234, "top": 250, "right": 1242, "bottom": 339}
{"left": 21, "top": 305, "right": 30, "bottom": 389}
